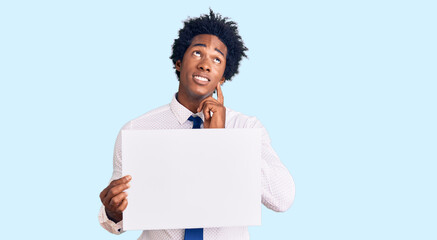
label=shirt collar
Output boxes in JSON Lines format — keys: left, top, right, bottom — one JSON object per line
{"left": 170, "top": 93, "right": 205, "bottom": 125}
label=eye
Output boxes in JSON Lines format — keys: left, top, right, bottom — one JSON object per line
{"left": 193, "top": 51, "right": 201, "bottom": 57}
{"left": 214, "top": 58, "right": 221, "bottom": 64}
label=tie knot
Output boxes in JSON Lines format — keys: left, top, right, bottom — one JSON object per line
{"left": 188, "top": 115, "right": 202, "bottom": 129}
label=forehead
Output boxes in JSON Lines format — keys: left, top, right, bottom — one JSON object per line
{"left": 189, "top": 34, "right": 228, "bottom": 57}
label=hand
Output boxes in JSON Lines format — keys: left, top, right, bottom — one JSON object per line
{"left": 197, "top": 83, "right": 226, "bottom": 128}
{"left": 99, "top": 175, "right": 131, "bottom": 223}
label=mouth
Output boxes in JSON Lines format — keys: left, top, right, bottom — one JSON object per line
{"left": 193, "top": 74, "right": 210, "bottom": 85}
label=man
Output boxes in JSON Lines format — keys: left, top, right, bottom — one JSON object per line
{"left": 99, "top": 10, "right": 295, "bottom": 240}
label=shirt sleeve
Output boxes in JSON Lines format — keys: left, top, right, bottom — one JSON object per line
{"left": 98, "top": 205, "right": 124, "bottom": 234}
{"left": 98, "top": 129, "right": 126, "bottom": 234}
{"left": 250, "top": 118, "right": 296, "bottom": 212}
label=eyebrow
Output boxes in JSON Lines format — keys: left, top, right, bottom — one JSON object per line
{"left": 192, "top": 43, "right": 225, "bottom": 58}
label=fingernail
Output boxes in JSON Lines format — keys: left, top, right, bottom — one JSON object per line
{"left": 126, "top": 183, "right": 131, "bottom": 188}
{"left": 126, "top": 175, "right": 132, "bottom": 181}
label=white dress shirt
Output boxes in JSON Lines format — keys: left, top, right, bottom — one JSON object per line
{"left": 99, "top": 94, "right": 295, "bottom": 240}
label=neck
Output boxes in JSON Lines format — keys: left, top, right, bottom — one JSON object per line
{"left": 176, "top": 91, "right": 211, "bottom": 113}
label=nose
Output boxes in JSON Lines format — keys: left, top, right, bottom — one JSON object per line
{"left": 197, "top": 59, "right": 211, "bottom": 72}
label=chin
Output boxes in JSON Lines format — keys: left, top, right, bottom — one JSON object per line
{"left": 190, "top": 88, "right": 213, "bottom": 98}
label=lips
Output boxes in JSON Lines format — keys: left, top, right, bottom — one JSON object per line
{"left": 193, "top": 74, "right": 210, "bottom": 85}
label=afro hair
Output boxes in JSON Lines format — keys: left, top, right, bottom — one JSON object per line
{"left": 170, "top": 9, "right": 248, "bottom": 82}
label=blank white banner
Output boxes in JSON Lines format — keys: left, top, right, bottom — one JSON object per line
{"left": 122, "top": 128, "right": 261, "bottom": 230}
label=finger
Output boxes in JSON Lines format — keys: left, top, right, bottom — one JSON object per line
{"left": 198, "top": 99, "right": 214, "bottom": 110}
{"left": 103, "top": 182, "right": 131, "bottom": 206}
{"left": 100, "top": 185, "right": 112, "bottom": 202}
{"left": 100, "top": 188, "right": 108, "bottom": 202}
{"left": 216, "top": 83, "right": 224, "bottom": 105}
{"left": 197, "top": 96, "right": 214, "bottom": 113}
{"left": 202, "top": 101, "right": 221, "bottom": 121}
{"left": 108, "top": 192, "right": 128, "bottom": 211}
{"left": 110, "top": 175, "right": 132, "bottom": 187}
{"left": 101, "top": 175, "right": 131, "bottom": 200}
{"left": 116, "top": 198, "right": 128, "bottom": 212}
{"left": 203, "top": 104, "right": 212, "bottom": 122}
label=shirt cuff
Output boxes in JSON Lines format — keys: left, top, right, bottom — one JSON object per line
{"left": 98, "top": 205, "right": 124, "bottom": 234}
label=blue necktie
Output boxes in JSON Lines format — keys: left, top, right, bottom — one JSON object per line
{"left": 188, "top": 115, "right": 202, "bottom": 129}
{"left": 184, "top": 115, "right": 203, "bottom": 240}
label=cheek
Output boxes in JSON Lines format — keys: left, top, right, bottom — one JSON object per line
{"left": 216, "top": 67, "right": 226, "bottom": 79}
{"left": 219, "top": 62, "right": 226, "bottom": 74}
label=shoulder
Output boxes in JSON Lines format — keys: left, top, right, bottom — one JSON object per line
{"left": 225, "top": 107, "right": 272, "bottom": 143}
{"left": 120, "top": 104, "right": 172, "bottom": 130}
{"left": 225, "top": 107, "right": 264, "bottom": 129}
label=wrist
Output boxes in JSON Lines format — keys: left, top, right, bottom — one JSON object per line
{"left": 106, "top": 209, "right": 122, "bottom": 223}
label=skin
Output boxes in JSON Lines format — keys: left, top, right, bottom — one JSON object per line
{"left": 100, "top": 34, "right": 228, "bottom": 223}
{"left": 175, "top": 34, "right": 227, "bottom": 128}
{"left": 100, "top": 175, "right": 131, "bottom": 223}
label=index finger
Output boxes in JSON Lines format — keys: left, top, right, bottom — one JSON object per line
{"left": 110, "top": 175, "right": 132, "bottom": 187}
{"left": 104, "top": 175, "right": 131, "bottom": 193}
{"left": 100, "top": 175, "right": 132, "bottom": 200}
{"left": 216, "top": 82, "right": 224, "bottom": 105}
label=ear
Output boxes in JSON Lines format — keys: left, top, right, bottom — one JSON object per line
{"left": 220, "top": 76, "right": 225, "bottom": 85}
{"left": 175, "top": 60, "right": 181, "bottom": 71}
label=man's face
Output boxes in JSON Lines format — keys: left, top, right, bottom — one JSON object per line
{"left": 175, "top": 34, "right": 227, "bottom": 100}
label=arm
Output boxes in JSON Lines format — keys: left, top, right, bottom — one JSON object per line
{"left": 200, "top": 84, "right": 295, "bottom": 211}
{"left": 98, "top": 130, "right": 131, "bottom": 234}
{"left": 256, "top": 120, "right": 296, "bottom": 212}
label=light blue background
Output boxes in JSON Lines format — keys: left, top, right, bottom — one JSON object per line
{"left": 1, "top": 0, "right": 436, "bottom": 239}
